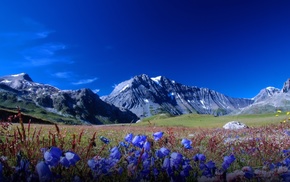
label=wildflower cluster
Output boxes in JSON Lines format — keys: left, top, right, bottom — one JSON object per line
{"left": 276, "top": 109, "right": 290, "bottom": 123}
{"left": 2, "top": 111, "right": 290, "bottom": 181}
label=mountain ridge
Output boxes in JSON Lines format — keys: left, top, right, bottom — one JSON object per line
{"left": 1, "top": 73, "right": 290, "bottom": 124}
{"left": 102, "top": 74, "right": 254, "bottom": 118}
{"left": 235, "top": 78, "right": 290, "bottom": 114}
{"left": 0, "top": 73, "right": 138, "bottom": 124}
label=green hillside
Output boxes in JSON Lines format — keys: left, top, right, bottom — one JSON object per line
{"left": 137, "top": 112, "right": 289, "bottom": 128}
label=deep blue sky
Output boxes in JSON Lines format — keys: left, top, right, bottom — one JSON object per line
{"left": 1, "top": 0, "right": 289, "bottom": 98}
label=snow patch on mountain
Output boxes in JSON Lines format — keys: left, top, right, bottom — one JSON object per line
{"left": 151, "top": 76, "right": 161, "bottom": 83}
{"left": 120, "top": 84, "right": 130, "bottom": 92}
{"left": 1, "top": 79, "right": 11, "bottom": 83}
{"left": 11, "top": 73, "right": 26, "bottom": 77}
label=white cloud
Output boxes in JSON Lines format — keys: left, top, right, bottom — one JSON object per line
{"left": 52, "top": 72, "right": 73, "bottom": 79}
{"left": 92, "top": 89, "right": 100, "bottom": 94}
{"left": 72, "top": 77, "right": 98, "bottom": 85}
{"left": 22, "top": 43, "right": 66, "bottom": 57}
{"left": 0, "top": 18, "right": 73, "bottom": 67}
{"left": 0, "top": 18, "right": 54, "bottom": 47}
{"left": 20, "top": 43, "right": 73, "bottom": 67}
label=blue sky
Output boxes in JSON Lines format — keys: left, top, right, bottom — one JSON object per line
{"left": 1, "top": 0, "right": 289, "bottom": 98}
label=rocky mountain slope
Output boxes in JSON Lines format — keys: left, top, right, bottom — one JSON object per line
{"left": 2, "top": 73, "right": 289, "bottom": 124}
{"left": 236, "top": 78, "right": 290, "bottom": 114}
{"left": 101, "top": 74, "right": 254, "bottom": 118}
{"left": 0, "top": 73, "right": 138, "bottom": 124}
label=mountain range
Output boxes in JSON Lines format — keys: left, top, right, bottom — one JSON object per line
{"left": 0, "top": 73, "right": 289, "bottom": 124}
{"left": 101, "top": 74, "right": 254, "bottom": 117}
{"left": 0, "top": 73, "right": 138, "bottom": 124}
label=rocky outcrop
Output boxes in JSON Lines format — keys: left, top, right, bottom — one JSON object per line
{"left": 283, "top": 79, "right": 290, "bottom": 93}
{"left": 223, "top": 121, "right": 248, "bottom": 130}
{"left": 253, "top": 87, "right": 281, "bottom": 103}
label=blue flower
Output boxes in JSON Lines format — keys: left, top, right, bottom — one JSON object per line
{"left": 141, "top": 151, "right": 149, "bottom": 161}
{"left": 88, "top": 157, "right": 118, "bottom": 177}
{"left": 194, "top": 153, "right": 206, "bottom": 162}
{"left": 281, "top": 172, "right": 290, "bottom": 181}
{"left": 283, "top": 149, "right": 290, "bottom": 155}
{"left": 110, "top": 147, "right": 121, "bottom": 160}
{"left": 162, "top": 157, "right": 170, "bottom": 168}
{"left": 283, "top": 158, "right": 290, "bottom": 166}
{"left": 153, "top": 168, "right": 159, "bottom": 176}
{"left": 280, "top": 172, "right": 290, "bottom": 181}
{"left": 200, "top": 161, "right": 216, "bottom": 177}
{"left": 60, "top": 151, "right": 81, "bottom": 167}
{"left": 181, "top": 160, "right": 192, "bottom": 178}
{"left": 285, "top": 130, "right": 290, "bottom": 136}
{"left": 126, "top": 155, "right": 138, "bottom": 165}
{"left": 162, "top": 157, "right": 173, "bottom": 176}
{"left": 132, "top": 135, "right": 147, "bottom": 148}
{"left": 143, "top": 141, "right": 151, "bottom": 151}
{"left": 87, "top": 158, "right": 99, "bottom": 171}
{"left": 36, "top": 161, "right": 53, "bottom": 182}
{"left": 125, "top": 133, "right": 134, "bottom": 143}
{"left": 242, "top": 166, "right": 254, "bottom": 179}
{"left": 132, "top": 135, "right": 141, "bottom": 146}
{"left": 153, "top": 131, "right": 164, "bottom": 141}
{"left": 15, "top": 152, "right": 31, "bottom": 176}
{"left": 160, "top": 147, "right": 170, "bottom": 155}
{"left": 170, "top": 152, "right": 183, "bottom": 168}
{"left": 0, "top": 162, "right": 3, "bottom": 181}
{"left": 119, "top": 141, "right": 130, "bottom": 148}
{"left": 100, "top": 136, "right": 110, "bottom": 144}
{"left": 44, "top": 146, "right": 62, "bottom": 166}
{"left": 143, "top": 159, "right": 151, "bottom": 169}
{"left": 156, "top": 147, "right": 170, "bottom": 158}
{"left": 222, "top": 154, "right": 235, "bottom": 170}
{"left": 117, "top": 167, "right": 123, "bottom": 175}
{"left": 181, "top": 138, "right": 192, "bottom": 149}
{"left": 15, "top": 159, "right": 30, "bottom": 175}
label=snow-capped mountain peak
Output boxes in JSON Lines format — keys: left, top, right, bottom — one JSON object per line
{"left": 102, "top": 74, "right": 253, "bottom": 118}
{"left": 151, "top": 76, "right": 162, "bottom": 83}
{"left": 4, "top": 73, "right": 33, "bottom": 82}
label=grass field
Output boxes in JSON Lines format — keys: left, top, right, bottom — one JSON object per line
{"left": 1, "top": 110, "right": 290, "bottom": 181}
{"left": 137, "top": 112, "right": 289, "bottom": 128}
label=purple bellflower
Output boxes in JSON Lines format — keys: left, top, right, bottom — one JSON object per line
{"left": 110, "top": 147, "right": 122, "bottom": 160}
{"left": 125, "top": 133, "right": 134, "bottom": 143}
{"left": 36, "top": 161, "right": 53, "bottom": 182}
{"left": 44, "top": 147, "right": 62, "bottom": 167}
{"left": 181, "top": 138, "right": 192, "bottom": 149}
{"left": 222, "top": 154, "right": 235, "bottom": 170}
{"left": 132, "top": 135, "right": 147, "bottom": 148}
{"left": 60, "top": 151, "right": 81, "bottom": 168}
{"left": 143, "top": 141, "right": 151, "bottom": 151}
{"left": 156, "top": 147, "right": 170, "bottom": 158}
{"left": 194, "top": 153, "right": 206, "bottom": 163}
{"left": 0, "top": 162, "right": 3, "bottom": 181}
{"left": 153, "top": 131, "right": 164, "bottom": 141}
{"left": 100, "top": 136, "right": 110, "bottom": 144}
{"left": 170, "top": 152, "right": 183, "bottom": 169}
